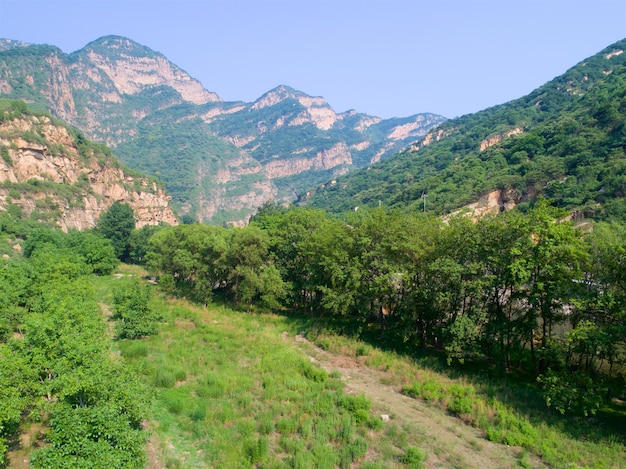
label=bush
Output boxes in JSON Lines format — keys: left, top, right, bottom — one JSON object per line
{"left": 113, "top": 281, "right": 161, "bottom": 339}
{"left": 154, "top": 368, "right": 177, "bottom": 388}
{"left": 402, "top": 446, "right": 426, "bottom": 469}
{"left": 119, "top": 341, "right": 148, "bottom": 359}
{"left": 538, "top": 369, "right": 607, "bottom": 417}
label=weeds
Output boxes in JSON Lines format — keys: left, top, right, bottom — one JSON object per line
{"left": 96, "top": 270, "right": 625, "bottom": 468}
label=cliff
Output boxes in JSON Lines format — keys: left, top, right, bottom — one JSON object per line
{"left": 0, "top": 104, "right": 178, "bottom": 230}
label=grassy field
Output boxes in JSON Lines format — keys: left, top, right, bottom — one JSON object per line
{"left": 89, "top": 265, "right": 625, "bottom": 469}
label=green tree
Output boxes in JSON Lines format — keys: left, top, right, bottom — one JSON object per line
{"left": 66, "top": 231, "right": 119, "bottom": 275}
{"left": 512, "top": 199, "right": 588, "bottom": 374}
{"left": 95, "top": 202, "right": 136, "bottom": 261}
{"left": 221, "top": 226, "right": 276, "bottom": 309}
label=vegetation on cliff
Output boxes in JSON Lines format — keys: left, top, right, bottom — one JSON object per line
{"left": 0, "top": 99, "right": 176, "bottom": 230}
{"left": 302, "top": 39, "right": 626, "bottom": 220}
{"left": 0, "top": 38, "right": 446, "bottom": 224}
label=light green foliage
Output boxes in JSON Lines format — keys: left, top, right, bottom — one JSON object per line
{"left": 117, "top": 295, "right": 378, "bottom": 469}
{"left": 0, "top": 221, "right": 148, "bottom": 467}
{"left": 112, "top": 279, "right": 161, "bottom": 339}
{"left": 66, "top": 230, "right": 119, "bottom": 275}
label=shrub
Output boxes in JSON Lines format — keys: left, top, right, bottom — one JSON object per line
{"left": 113, "top": 280, "right": 161, "bottom": 339}
{"left": 538, "top": 369, "right": 607, "bottom": 417}
{"left": 189, "top": 405, "right": 206, "bottom": 422}
{"left": 119, "top": 341, "right": 148, "bottom": 359}
{"left": 402, "top": 446, "right": 426, "bottom": 469}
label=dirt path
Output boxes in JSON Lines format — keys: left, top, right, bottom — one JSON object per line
{"left": 292, "top": 334, "right": 546, "bottom": 469}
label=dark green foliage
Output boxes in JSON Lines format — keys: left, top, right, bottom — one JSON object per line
{"left": 95, "top": 201, "right": 136, "bottom": 260}
{"left": 538, "top": 369, "right": 608, "bottom": 417}
{"left": 0, "top": 46, "right": 65, "bottom": 111}
{"left": 402, "top": 446, "right": 426, "bottom": 469}
{"left": 146, "top": 223, "right": 285, "bottom": 309}
{"left": 128, "top": 223, "right": 167, "bottom": 265}
{"left": 0, "top": 145, "right": 11, "bottom": 165}
{"left": 247, "top": 204, "right": 626, "bottom": 417}
{"left": 113, "top": 110, "right": 243, "bottom": 219}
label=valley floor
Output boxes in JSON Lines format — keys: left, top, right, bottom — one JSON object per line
{"left": 291, "top": 333, "right": 545, "bottom": 469}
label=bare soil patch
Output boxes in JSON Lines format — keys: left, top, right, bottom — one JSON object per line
{"left": 291, "top": 333, "right": 546, "bottom": 469}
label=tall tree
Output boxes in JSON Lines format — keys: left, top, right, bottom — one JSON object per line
{"left": 95, "top": 202, "right": 136, "bottom": 261}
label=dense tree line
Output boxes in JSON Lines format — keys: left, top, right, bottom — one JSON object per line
{"left": 145, "top": 202, "right": 625, "bottom": 416}
{"left": 1, "top": 197, "right": 624, "bottom": 467}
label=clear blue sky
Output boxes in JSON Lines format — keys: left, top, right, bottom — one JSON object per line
{"left": 1, "top": 0, "right": 625, "bottom": 119}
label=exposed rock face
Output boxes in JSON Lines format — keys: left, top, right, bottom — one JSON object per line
{"left": 0, "top": 37, "right": 447, "bottom": 225}
{"left": 409, "top": 127, "right": 452, "bottom": 152}
{"left": 194, "top": 152, "right": 276, "bottom": 224}
{"left": 0, "top": 113, "right": 178, "bottom": 231}
{"left": 81, "top": 40, "right": 219, "bottom": 105}
{"left": 445, "top": 189, "right": 521, "bottom": 221}
{"left": 479, "top": 127, "right": 523, "bottom": 151}
{"left": 264, "top": 143, "right": 352, "bottom": 179}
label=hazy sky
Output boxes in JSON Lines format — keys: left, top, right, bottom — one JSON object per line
{"left": 1, "top": 0, "right": 625, "bottom": 119}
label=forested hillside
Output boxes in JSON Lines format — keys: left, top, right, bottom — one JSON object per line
{"left": 302, "top": 39, "right": 626, "bottom": 219}
{"left": 2, "top": 36, "right": 626, "bottom": 469}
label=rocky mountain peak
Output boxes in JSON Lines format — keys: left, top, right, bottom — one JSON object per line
{"left": 0, "top": 36, "right": 447, "bottom": 225}
{"left": 0, "top": 38, "right": 32, "bottom": 52}
{"left": 72, "top": 35, "right": 221, "bottom": 106}
{"left": 250, "top": 85, "right": 339, "bottom": 130}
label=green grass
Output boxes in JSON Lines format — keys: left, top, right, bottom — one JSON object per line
{"left": 93, "top": 268, "right": 406, "bottom": 468}
{"left": 297, "top": 326, "right": 626, "bottom": 469}
{"left": 92, "top": 266, "right": 626, "bottom": 468}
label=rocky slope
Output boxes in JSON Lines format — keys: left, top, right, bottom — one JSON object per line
{"left": 0, "top": 103, "right": 178, "bottom": 230}
{"left": 0, "top": 36, "right": 445, "bottom": 224}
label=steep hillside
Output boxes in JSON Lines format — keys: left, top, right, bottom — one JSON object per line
{"left": 302, "top": 39, "right": 626, "bottom": 220}
{"left": 0, "top": 36, "right": 445, "bottom": 224}
{"left": 0, "top": 100, "right": 178, "bottom": 230}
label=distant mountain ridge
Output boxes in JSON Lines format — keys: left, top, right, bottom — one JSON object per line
{"left": 0, "top": 35, "right": 446, "bottom": 224}
{"left": 301, "top": 38, "right": 626, "bottom": 221}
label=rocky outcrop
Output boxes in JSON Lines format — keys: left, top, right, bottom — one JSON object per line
{"left": 0, "top": 113, "right": 178, "bottom": 231}
{"left": 445, "top": 189, "right": 520, "bottom": 222}
{"left": 264, "top": 143, "right": 352, "bottom": 179}
{"left": 409, "top": 127, "right": 452, "bottom": 152}
{"left": 479, "top": 127, "right": 523, "bottom": 151}
{"left": 81, "top": 41, "right": 220, "bottom": 105}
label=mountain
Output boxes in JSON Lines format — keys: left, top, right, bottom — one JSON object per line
{"left": 0, "top": 99, "right": 178, "bottom": 230}
{"left": 301, "top": 39, "right": 626, "bottom": 220}
{"left": 0, "top": 35, "right": 446, "bottom": 224}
